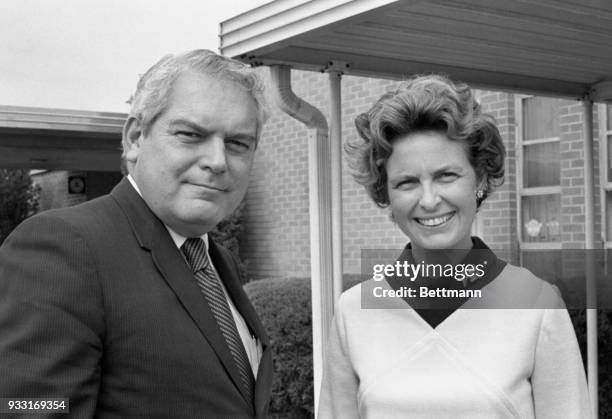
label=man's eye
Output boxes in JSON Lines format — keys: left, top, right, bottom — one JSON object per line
{"left": 226, "top": 139, "right": 252, "bottom": 152}
{"left": 176, "top": 131, "right": 201, "bottom": 139}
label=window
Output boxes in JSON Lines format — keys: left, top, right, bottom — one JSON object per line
{"left": 600, "top": 104, "right": 612, "bottom": 247}
{"left": 516, "top": 96, "right": 562, "bottom": 248}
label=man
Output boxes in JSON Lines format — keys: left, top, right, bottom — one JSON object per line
{"left": 0, "top": 50, "right": 272, "bottom": 418}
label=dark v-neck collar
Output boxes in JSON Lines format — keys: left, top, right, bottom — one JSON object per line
{"left": 386, "top": 237, "right": 506, "bottom": 328}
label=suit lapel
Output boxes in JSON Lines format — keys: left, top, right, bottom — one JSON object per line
{"left": 255, "top": 346, "right": 273, "bottom": 419}
{"left": 110, "top": 178, "right": 253, "bottom": 411}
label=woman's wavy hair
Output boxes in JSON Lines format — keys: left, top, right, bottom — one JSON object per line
{"left": 347, "top": 74, "right": 505, "bottom": 208}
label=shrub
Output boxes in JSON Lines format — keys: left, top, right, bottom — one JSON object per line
{"left": 570, "top": 309, "right": 612, "bottom": 418}
{"left": 244, "top": 277, "right": 313, "bottom": 418}
{"left": 0, "top": 169, "right": 40, "bottom": 244}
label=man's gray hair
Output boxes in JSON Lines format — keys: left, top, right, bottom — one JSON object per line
{"left": 124, "top": 49, "right": 269, "bottom": 149}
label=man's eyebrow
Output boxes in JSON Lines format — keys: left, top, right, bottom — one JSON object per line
{"left": 227, "top": 132, "right": 257, "bottom": 143}
{"left": 168, "top": 119, "right": 208, "bottom": 132}
{"left": 168, "top": 119, "right": 256, "bottom": 142}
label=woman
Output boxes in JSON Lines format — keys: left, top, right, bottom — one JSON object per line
{"left": 318, "top": 75, "right": 592, "bottom": 419}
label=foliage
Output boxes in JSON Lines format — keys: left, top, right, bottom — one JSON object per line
{"left": 244, "top": 277, "right": 313, "bottom": 418}
{"left": 210, "top": 200, "right": 249, "bottom": 283}
{"left": 0, "top": 169, "right": 40, "bottom": 244}
{"left": 570, "top": 309, "right": 612, "bottom": 418}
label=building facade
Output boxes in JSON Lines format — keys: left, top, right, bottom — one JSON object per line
{"left": 241, "top": 69, "right": 610, "bottom": 283}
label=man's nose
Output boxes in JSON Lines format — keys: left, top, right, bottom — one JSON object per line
{"left": 418, "top": 183, "right": 441, "bottom": 210}
{"left": 199, "top": 135, "right": 227, "bottom": 174}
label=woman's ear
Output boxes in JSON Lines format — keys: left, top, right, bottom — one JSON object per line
{"left": 476, "top": 174, "right": 488, "bottom": 192}
{"left": 122, "top": 117, "right": 144, "bottom": 163}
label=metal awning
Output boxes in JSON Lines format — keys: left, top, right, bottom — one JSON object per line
{"left": 0, "top": 106, "right": 125, "bottom": 171}
{"left": 221, "top": 0, "right": 612, "bottom": 100}
{"left": 220, "top": 1, "right": 610, "bottom": 415}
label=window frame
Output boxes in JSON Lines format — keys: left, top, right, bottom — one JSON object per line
{"left": 515, "top": 95, "right": 562, "bottom": 250}
{"left": 598, "top": 103, "right": 612, "bottom": 249}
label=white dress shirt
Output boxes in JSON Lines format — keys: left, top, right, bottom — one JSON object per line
{"left": 127, "top": 175, "right": 261, "bottom": 376}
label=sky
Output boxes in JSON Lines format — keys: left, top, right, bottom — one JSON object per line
{"left": 0, "top": 0, "right": 271, "bottom": 113}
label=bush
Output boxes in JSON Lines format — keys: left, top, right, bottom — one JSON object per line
{"left": 244, "top": 277, "right": 313, "bottom": 418}
{"left": 570, "top": 309, "right": 612, "bottom": 418}
{"left": 0, "top": 169, "right": 39, "bottom": 244}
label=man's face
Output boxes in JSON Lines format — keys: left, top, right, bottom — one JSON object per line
{"left": 125, "top": 70, "right": 258, "bottom": 237}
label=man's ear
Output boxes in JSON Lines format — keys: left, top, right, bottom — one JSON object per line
{"left": 123, "top": 117, "right": 144, "bottom": 163}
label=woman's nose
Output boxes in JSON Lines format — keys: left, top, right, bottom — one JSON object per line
{"left": 418, "top": 183, "right": 441, "bottom": 210}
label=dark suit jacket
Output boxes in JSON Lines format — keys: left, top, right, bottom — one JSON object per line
{"left": 0, "top": 178, "right": 272, "bottom": 418}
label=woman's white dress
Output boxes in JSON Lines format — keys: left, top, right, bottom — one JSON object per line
{"left": 318, "top": 263, "right": 592, "bottom": 419}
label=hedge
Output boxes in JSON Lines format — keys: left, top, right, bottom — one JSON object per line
{"left": 244, "top": 277, "right": 314, "bottom": 418}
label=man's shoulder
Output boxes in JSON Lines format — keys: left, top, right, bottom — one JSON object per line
{"left": 38, "top": 193, "right": 119, "bottom": 226}
{"left": 10, "top": 192, "right": 126, "bottom": 244}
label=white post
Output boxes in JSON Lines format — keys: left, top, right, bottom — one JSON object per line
{"left": 581, "top": 98, "right": 598, "bottom": 418}
{"left": 328, "top": 68, "right": 344, "bottom": 306}
{"left": 268, "top": 65, "right": 335, "bottom": 415}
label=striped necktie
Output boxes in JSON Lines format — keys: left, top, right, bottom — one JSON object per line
{"left": 181, "top": 238, "right": 255, "bottom": 405}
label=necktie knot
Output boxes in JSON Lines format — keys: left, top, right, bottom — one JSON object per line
{"left": 181, "top": 237, "right": 209, "bottom": 272}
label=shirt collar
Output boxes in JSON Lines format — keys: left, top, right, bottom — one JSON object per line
{"left": 399, "top": 236, "right": 505, "bottom": 283}
{"left": 126, "top": 174, "right": 209, "bottom": 250}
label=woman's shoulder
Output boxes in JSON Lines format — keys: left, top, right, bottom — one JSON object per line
{"left": 337, "top": 280, "right": 366, "bottom": 311}
{"left": 484, "top": 263, "right": 565, "bottom": 309}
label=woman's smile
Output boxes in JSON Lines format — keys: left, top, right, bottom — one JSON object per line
{"left": 414, "top": 211, "right": 456, "bottom": 227}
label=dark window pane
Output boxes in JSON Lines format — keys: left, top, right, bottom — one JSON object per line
{"left": 523, "top": 142, "right": 560, "bottom": 187}
{"left": 607, "top": 191, "right": 612, "bottom": 240}
{"left": 608, "top": 135, "right": 612, "bottom": 183}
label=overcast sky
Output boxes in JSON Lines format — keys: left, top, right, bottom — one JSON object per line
{"left": 0, "top": 0, "right": 270, "bottom": 113}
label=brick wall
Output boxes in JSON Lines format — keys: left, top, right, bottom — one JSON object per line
{"left": 242, "top": 70, "right": 409, "bottom": 280}
{"left": 476, "top": 91, "right": 519, "bottom": 263}
{"left": 559, "top": 101, "right": 602, "bottom": 249}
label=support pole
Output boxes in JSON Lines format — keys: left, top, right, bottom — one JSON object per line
{"left": 581, "top": 99, "right": 598, "bottom": 418}
{"left": 328, "top": 68, "right": 344, "bottom": 306}
{"left": 268, "top": 65, "right": 335, "bottom": 415}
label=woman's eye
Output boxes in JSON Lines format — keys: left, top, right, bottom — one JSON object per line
{"left": 395, "top": 179, "right": 418, "bottom": 189}
{"left": 440, "top": 172, "right": 458, "bottom": 181}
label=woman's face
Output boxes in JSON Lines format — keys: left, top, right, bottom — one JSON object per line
{"left": 386, "top": 131, "right": 481, "bottom": 252}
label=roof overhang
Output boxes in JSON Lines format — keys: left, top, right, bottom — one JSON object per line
{"left": 0, "top": 106, "right": 125, "bottom": 171}
{"left": 220, "top": 0, "right": 612, "bottom": 101}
